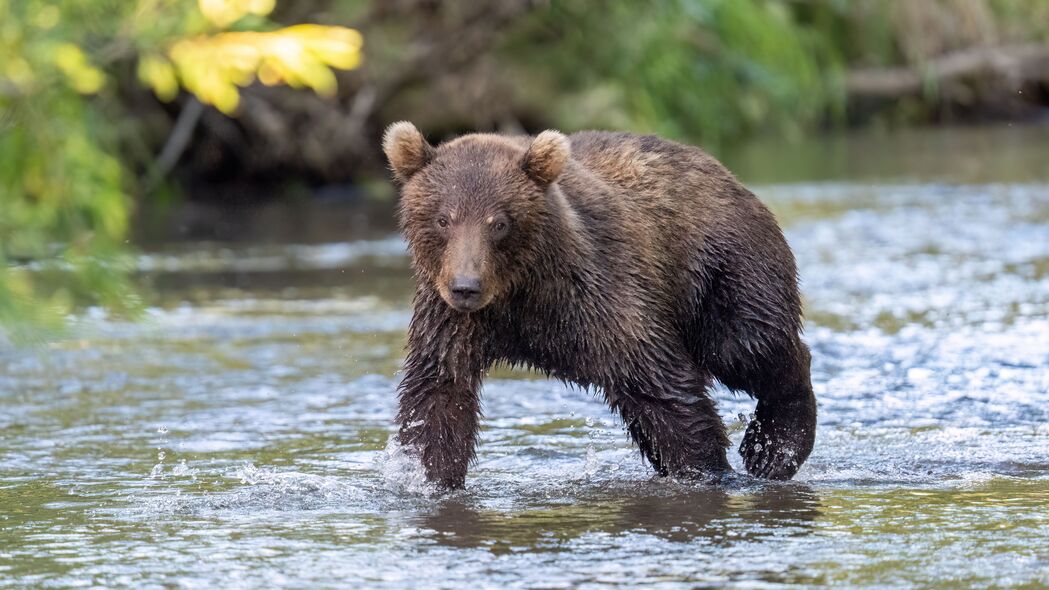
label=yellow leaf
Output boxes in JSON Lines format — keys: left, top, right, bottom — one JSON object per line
{"left": 165, "top": 26, "right": 363, "bottom": 113}
{"left": 257, "top": 60, "right": 283, "bottom": 86}
{"left": 212, "top": 83, "right": 240, "bottom": 115}
{"left": 246, "top": 0, "right": 275, "bottom": 18}
{"left": 198, "top": 0, "right": 241, "bottom": 28}
{"left": 198, "top": 0, "right": 275, "bottom": 28}
{"left": 137, "top": 55, "right": 179, "bottom": 102}
{"left": 52, "top": 43, "right": 105, "bottom": 94}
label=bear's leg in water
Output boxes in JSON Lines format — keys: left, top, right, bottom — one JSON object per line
{"left": 395, "top": 292, "right": 486, "bottom": 490}
{"left": 740, "top": 338, "right": 816, "bottom": 479}
{"left": 709, "top": 320, "right": 817, "bottom": 480}
{"left": 607, "top": 364, "right": 731, "bottom": 477}
{"left": 694, "top": 230, "right": 818, "bottom": 480}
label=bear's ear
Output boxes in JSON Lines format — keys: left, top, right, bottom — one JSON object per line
{"left": 521, "top": 130, "right": 570, "bottom": 186}
{"left": 383, "top": 121, "right": 434, "bottom": 182}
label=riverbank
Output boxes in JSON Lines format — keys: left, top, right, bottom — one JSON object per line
{"left": 132, "top": 123, "right": 1049, "bottom": 246}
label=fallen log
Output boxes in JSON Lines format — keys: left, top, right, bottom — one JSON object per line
{"left": 847, "top": 43, "right": 1049, "bottom": 98}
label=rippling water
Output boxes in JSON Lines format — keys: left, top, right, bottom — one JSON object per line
{"left": 2, "top": 172, "right": 1048, "bottom": 586}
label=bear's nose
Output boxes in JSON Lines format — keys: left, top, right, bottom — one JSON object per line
{"left": 450, "top": 276, "right": 483, "bottom": 299}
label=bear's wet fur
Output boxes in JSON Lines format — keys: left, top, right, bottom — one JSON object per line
{"left": 384, "top": 122, "right": 817, "bottom": 489}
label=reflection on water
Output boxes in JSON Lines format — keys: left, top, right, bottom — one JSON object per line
{"left": 724, "top": 123, "right": 1049, "bottom": 184}
{"left": 420, "top": 484, "right": 822, "bottom": 550}
{"left": 2, "top": 127, "right": 1049, "bottom": 587}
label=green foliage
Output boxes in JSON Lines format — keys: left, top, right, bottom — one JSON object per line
{"left": 507, "top": 0, "right": 1049, "bottom": 148}
{"left": 508, "top": 0, "right": 840, "bottom": 150}
{"left": 0, "top": 0, "right": 135, "bottom": 340}
{"left": 625, "top": 0, "right": 836, "bottom": 146}
{"left": 0, "top": 0, "right": 361, "bottom": 340}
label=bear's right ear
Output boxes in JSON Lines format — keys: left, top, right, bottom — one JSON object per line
{"left": 382, "top": 121, "right": 434, "bottom": 183}
{"left": 522, "top": 130, "right": 570, "bottom": 187}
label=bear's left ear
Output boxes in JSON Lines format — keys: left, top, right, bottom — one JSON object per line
{"left": 522, "top": 130, "right": 570, "bottom": 186}
{"left": 383, "top": 121, "right": 434, "bottom": 183}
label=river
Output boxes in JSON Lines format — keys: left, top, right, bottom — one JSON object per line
{"left": 1, "top": 124, "right": 1047, "bottom": 588}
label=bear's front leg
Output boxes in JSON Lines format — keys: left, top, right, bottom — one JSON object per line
{"left": 396, "top": 371, "right": 480, "bottom": 489}
{"left": 395, "top": 290, "right": 488, "bottom": 490}
{"left": 609, "top": 363, "right": 731, "bottom": 478}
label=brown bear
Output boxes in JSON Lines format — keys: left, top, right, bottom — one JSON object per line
{"left": 383, "top": 122, "right": 816, "bottom": 490}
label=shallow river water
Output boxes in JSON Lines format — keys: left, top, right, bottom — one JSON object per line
{"left": 2, "top": 127, "right": 1049, "bottom": 588}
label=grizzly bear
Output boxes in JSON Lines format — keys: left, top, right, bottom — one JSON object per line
{"left": 383, "top": 122, "right": 816, "bottom": 490}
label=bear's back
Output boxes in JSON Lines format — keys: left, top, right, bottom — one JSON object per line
{"left": 566, "top": 131, "right": 736, "bottom": 198}
{"left": 559, "top": 131, "right": 756, "bottom": 257}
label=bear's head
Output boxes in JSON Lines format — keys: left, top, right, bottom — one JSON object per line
{"left": 383, "top": 121, "right": 570, "bottom": 313}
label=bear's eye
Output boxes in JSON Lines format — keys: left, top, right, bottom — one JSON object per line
{"left": 436, "top": 217, "right": 449, "bottom": 229}
{"left": 494, "top": 221, "right": 507, "bottom": 232}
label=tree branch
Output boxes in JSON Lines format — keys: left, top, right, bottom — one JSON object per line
{"left": 145, "top": 97, "right": 205, "bottom": 191}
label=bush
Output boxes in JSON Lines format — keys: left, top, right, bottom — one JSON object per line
{"left": 0, "top": 0, "right": 361, "bottom": 339}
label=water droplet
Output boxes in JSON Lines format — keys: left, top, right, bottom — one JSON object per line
{"left": 583, "top": 445, "right": 600, "bottom": 479}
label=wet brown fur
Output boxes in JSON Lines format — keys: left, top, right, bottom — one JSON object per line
{"left": 385, "top": 123, "right": 817, "bottom": 489}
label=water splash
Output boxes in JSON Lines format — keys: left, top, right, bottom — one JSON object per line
{"left": 378, "top": 435, "right": 439, "bottom": 497}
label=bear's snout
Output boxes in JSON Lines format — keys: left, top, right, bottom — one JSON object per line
{"left": 447, "top": 275, "right": 485, "bottom": 311}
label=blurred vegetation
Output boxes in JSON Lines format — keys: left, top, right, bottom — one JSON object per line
{"left": 0, "top": 0, "right": 361, "bottom": 338}
{"left": 2, "top": 0, "right": 1048, "bottom": 334}
{"left": 505, "top": 0, "right": 838, "bottom": 148}
{"left": 506, "top": 0, "right": 1049, "bottom": 147}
